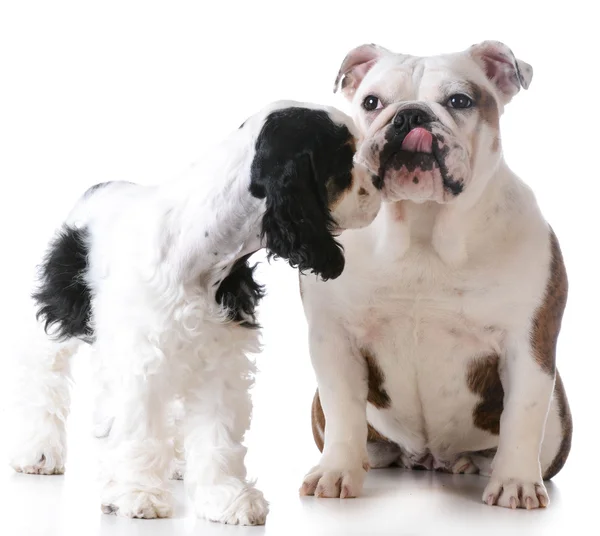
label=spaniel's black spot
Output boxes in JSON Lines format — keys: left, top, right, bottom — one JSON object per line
{"left": 249, "top": 107, "right": 356, "bottom": 281}
{"left": 216, "top": 254, "right": 265, "bottom": 328}
{"left": 204, "top": 231, "right": 209, "bottom": 238}
{"left": 84, "top": 181, "right": 112, "bottom": 197}
{"left": 33, "top": 226, "right": 94, "bottom": 342}
{"left": 84, "top": 181, "right": 134, "bottom": 198}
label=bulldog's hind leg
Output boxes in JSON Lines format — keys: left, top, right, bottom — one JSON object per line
{"left": 462, "top": 370, "right": 570, "bottom": 483}
{"left": 540, "top": 371, "right": 572, "bottom": 480}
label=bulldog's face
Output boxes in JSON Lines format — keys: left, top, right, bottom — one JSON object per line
{"left": 334, "top": 41, "right": 532, "bottom": 203}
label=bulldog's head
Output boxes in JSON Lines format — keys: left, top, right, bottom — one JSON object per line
{"left": 334, "top": 41, "right": 533, "bottom": 203}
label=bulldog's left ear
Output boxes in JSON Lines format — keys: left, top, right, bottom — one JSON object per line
{"left": 333, "top": 44, "right": 389, "bottom": 99}
{"left": 469, "top": 41, "right": 533, "bottom": 103}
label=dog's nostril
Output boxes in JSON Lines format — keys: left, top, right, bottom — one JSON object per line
{"left": 395, "top": 109, "right": 431, "bottom": 131}
{"left": 393, "top": 114, "right": 406, "bottom": 129}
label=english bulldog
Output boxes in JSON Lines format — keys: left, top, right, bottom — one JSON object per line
{"left": 299, "top": 41, "right": 571, "bottom": 510}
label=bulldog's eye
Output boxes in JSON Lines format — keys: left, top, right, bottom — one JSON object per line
{"left": 447, "top": 94, "right": 473, "bottom": 109}
{"left": 362, "top": 95, "right": 382, "bottom": 111}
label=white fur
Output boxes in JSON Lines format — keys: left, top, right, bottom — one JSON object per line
{"left": 9, "top": 100, "right": 380, "bottom": 524}
{"left": 302, "top": 44, "right": 563, "bottom": 509}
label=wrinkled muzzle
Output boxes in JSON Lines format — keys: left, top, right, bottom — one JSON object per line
{"left": 356, "top": 105, "right": 470, "bottom": 203}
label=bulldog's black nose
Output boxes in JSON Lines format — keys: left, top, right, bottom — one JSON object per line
{"left": 393, "top": 108, "right": 432, "bottom": 131}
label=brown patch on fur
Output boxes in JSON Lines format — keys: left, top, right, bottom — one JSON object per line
{"left": 466, "top": 354, "right": 504, "bottom": 435}
{"left": 531, "top": 229, "right": 568, "bottom": 375}
{"left": 467, "top": 81, "right": 499, "bottom": 129}
{"left": 326, "top": 175, "right": 351, "bottom": 210}
{"left": 478, "top": 87, "right": 500, "bottom": 129}
{"left": 367, "top": 423, "right": 391, "bottom": 443}
{"left": 362, "top": 348, "right": 391, "bottom": 409}
{"left": 345, "top": 136, "right": 357, "bottom": 152}
{"left": 358, "top": 187, "right": 367, "bottom": 196}
{"left": 311, "top": 390, "right": 326, "bottom": 452}
{"left": 465, "top": 82, "right": 500, "bottom": 164}
{"left": 543, "top": 371, "right": 572, "bottom": 480}
{"left": 311, "top": 389, "right": 394, "bottom": 454}
{"left": 326, "top": 133, "right": 357, "bottom": 210}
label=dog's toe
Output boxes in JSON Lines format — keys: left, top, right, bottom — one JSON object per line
{"left": 483, "top": 477, "right": 548, "bottom": 510}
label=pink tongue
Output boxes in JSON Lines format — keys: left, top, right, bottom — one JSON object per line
{"left": 401, "top": 128, "right": 433, "bottom": 153}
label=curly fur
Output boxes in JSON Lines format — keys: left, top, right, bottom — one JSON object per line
{"left": 9, "top": 100, "right": 382, "bottom": 525}
{"left": 250, "top": 107, "right": 357, "bottom": 280}
{"left": 32, "top": 226, "right": 94, "bottom": 342}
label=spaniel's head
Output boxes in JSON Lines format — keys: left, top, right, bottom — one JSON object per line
{"left": 249, "top": 102, "right": 382, "bottom": 280}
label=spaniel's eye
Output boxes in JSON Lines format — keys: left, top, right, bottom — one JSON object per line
{"left": 362, "top": 95, "right": 382, "bottom": 112}
{"left": 447, "top": 94, "right": 473, "bottom": 109}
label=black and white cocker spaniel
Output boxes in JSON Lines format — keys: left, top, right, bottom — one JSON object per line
{"left": 9, "top": 101, "right": 382, "bottom": 525}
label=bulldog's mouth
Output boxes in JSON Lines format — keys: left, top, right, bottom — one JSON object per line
{"left": 402, "top": 127, "right": 433, "bottom": 153}
{"left": 378, "top": 127, "right": 463, "bottom": 197}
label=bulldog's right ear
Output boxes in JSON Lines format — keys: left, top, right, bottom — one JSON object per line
{"left": 333, "top": 44, "right": 388, "bottom": 99}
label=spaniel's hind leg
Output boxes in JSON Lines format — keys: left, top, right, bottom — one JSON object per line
{"left": 11, "top": 224, "right": 91, "bottom": 474}
{"left": 9, "top": 316, "right": 81, "bottom": 475}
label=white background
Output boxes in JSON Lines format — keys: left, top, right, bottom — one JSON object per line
{"left": 0, "top": 1, "right": 597, "bottom": 535}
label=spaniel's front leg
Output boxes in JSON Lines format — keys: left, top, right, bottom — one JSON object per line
{"left": 301, "top": 323, "right": 369, "bottom": 498}
{"left": 183, "top": 351, "right": 268, "bottom": 526}
{"left": 483, "top": 332, "right": 554, "bottom": 509}
{"left": 97, "top": 335, "right": 173, "bottom": 519}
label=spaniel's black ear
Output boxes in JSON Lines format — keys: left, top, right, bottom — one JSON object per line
{"left": 251, "top": 153, "right": 345, "bottom": 281}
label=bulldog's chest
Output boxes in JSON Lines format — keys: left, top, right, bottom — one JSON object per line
{"left": 340, "top": 245, "right": 509, "bottom": 455}
{"left": 345, "top": 244, "right": 507, "bottom": 346}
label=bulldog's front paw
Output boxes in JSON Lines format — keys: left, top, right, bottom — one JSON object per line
{"left": 300, "top": 460, "right": 368, "bottom": 499}
{"left": 483, "top": 476, "right": 549, "bottom": 509}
